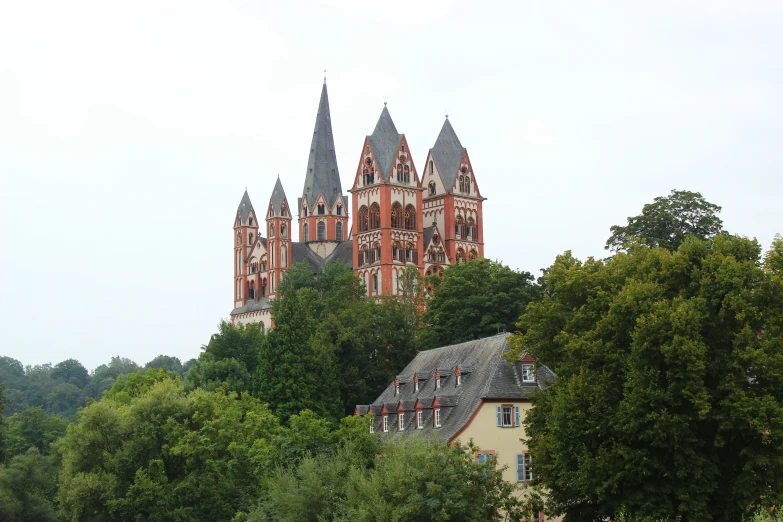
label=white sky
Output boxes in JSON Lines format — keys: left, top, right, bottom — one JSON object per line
{"left": 1, "top": 0, "right": 781, "bottom": 371}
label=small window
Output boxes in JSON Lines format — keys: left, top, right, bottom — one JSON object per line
{"left": 369, "top": 424, "right": 374, "bottom": 434}
{"left": 456, "top": 374, "right": 462, "bottom": 386}
{"left": 434, "top": 408, "right": 441, "bottom": 428}
{"left": 435, "top": 377, "right": 441, "bottom": 389}
{"left": 249, "top": 217, "right": 254, "bottom": 226}
{"left": 373, "top": 273, "right": 378, "bottom": 293}
{"left": 394, "top": 384, "right": 399, "bottom": 396}
{"left": 416, "top": 411, "right": 423, "bottom": 429}
{"left": 303, "top": 223, "right": 309, "bottom": 242}
{"left": 414, "top": 380, "right": 419, "bottom": 392}
{"left": 525, "top": 454, "right": 533, "bottom": 482}
{"left": 502, "top": 406, "right": 513, "bottom": 427}
{"left": 517, "top": 454, "right": 525, "bottom": 482}
{"left": 429, "top": 160, "right": 433, "bottom": 174}
{"left": 302, "top": 207, "right": 308, "bottom": 217}
{"left": 398, "top": 413, "right": 405, "bottom": 431}
{"left": 476, "top": 452, "right": 494, "bottom": 465}
{"left": 317, "top": 221, "right": 325, "bottom": 241}
{"left": 382, "top": 415, "right": 389, "bottom": 433}
{"left": 522, "top": 364, "right": 535, "bottom": 383}
{"left": 318, "top": 204, "right": 325, "bottom": 215}
{"left": 428, "top": 182, "right": 436, "bottom": 195}
{"left": 280, "top": 224, "right": 286, "bottom": 237}
{"left": 337, "top": 206, "right": 342, "bottom": 216}
{"left": 336, "top": 222, "right": 343, "bottom": 242}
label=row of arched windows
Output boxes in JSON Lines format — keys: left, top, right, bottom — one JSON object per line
{"left": 396, "top": 164, "right": 411, "bottom": 183}
{"left": 359, "top": 203, "right": 417, "bottom": 232}
{"left": 302, "top": 221, "right": 343, "bottom": 242}
{"left": 455, "top": 216, "right": 478, "bottom": 241}
{"left": 455, "top": 248, "right": 478, "bottom": 263}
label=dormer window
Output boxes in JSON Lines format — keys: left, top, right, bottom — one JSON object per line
{"left": 414, "top": 377, "right": 419, "bottom": 392}
{"left": 369, "top": 424, "right": 374, "bottom": 434}
{"left": 318, "top": 204, "right": 325, "bottom": 215}
{"left": 522, "top": 364, "right": 535, "bottom": 383}
{"left": 434, "top": 408, "right": 441, "bottom": 428}
{"left": 394, "top": 379, "right": 400, "bottom": 396}
{"left": 456, "top": 374, "right": 462, "bottom": 386}
{"left": 436, "top": 377, "right": 441, "bottom": 389}
{"left": 416, "top": 411, "right": 423, "bottom": 429}
{"left": 382, "top": 415, "right": 389, "bottom": 433}
{"left": 398, "top": 413, "right": 405, "bottom": 431}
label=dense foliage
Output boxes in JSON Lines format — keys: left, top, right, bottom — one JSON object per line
{"left": 509, "top": 235, "right": 783, "bottom": 521}
{"left": 421, "top": 259, "right": 541, "bottom": 349}
{"left": 605, "top": 189, "right": 724, "bottom": 252}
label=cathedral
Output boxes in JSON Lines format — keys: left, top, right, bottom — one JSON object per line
{"left": 231, "top": 82, "right": 486, "bottom": 330}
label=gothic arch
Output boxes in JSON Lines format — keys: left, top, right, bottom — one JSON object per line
{"left": 391, "top": 202, "right": 402, "bottom": 229}
{"left": 369, "top": 203, "right": 381, "bottom": 230}
{"left": 358, "top": 205, "right": 369, "bottom": 232}
{"left": 404, "top": 205, "right": 416, "bottom": 230}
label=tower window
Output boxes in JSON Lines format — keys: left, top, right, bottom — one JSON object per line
{"left": 337, "top": 206, "right": 342, "bottom": 216}
{"left": 455, "top": 216, "right": 465, "bottom": 238}
{"left": 429, "top": 160, "right": 433, "bottom": 174}
{"left": 456, "top": 248, "right": 466, "bottom": 264}
{"left": 336, "top": 222, "right": 343, "bottom": 241}
{"left": 391, "top": 202, "right": 402, "bottom": 229}
{"left": 317, "top": 221, "right": 325, "bottom": 240}
{"left": 303, "top": 223, "right": 309, "bottom": 242}
{"left": 373, "top": 273, "right": 378, "bottom": 293}
{"left": 249, "top": 217, "right": 254, "bottom": 226}
{"left": 428, "top": 182, "right": 436, "bottom": 195}
{"left": 404, "top": 165, "right": 410, "bottom": 183}
{"left": 358, "top": 206, "right": 369, "bottom": 232}
{"left": 280, "top": 224, "right": 287, "bottom": 237}
{"left": 318, "top": 204, "right": 325, "bottom": 215}
{"left": 302, "top": 206, "right": 308, "bottom": 217}
{"left": 370, "top": 203, "right": 381, "bottom": 230}
{"left": 404, "top": 205, "right": 416, "bottom": 230}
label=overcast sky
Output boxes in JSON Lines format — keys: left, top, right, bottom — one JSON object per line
{"left": 1, "top": 0, "right": 781, "bottom": 371}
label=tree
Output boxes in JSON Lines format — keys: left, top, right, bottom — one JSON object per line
{"left": 508, "top": 235, "right": 783, "bottom": 521}
{"left": 605, "top": 189, "right": 724, "bottom": 252}
{"left": 51, "top": 359, "right": 90, "bottom": 388}
{"left": 0, "top": 447, "right": 59, "bottom": 521}
{"left": 421, "top": 259, "right": 541, "bottom": 349}
{"left": 201, "top": 321, "right": 265, "bottom": 376}
{"left": 144, "top": 355, "right": 184, "bottom": 376}
{"left": 4, "top": 407, "right": 68, "bottom": 458}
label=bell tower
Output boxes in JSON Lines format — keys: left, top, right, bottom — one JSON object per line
{"left": 233, "top": 190, "right": 259, "bottom": 309}
{"left": 266, "top": 177, "right": 293, "bottom": 299}
{"left": 298, "top": 81, "right": 349, "bottom": 259}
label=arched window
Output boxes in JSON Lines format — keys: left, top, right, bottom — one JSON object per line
{"left": 358, "top": 206, "right": 369, "bottom": 232}
{"left": 465, "top": 177, "right": 471, "bottom": 193}
{"left": 466, "top": 217, "right": 476, "bottom": 241}
{"left": 336, "top": 205, "right": 342, "bottom": 216}
{"left": 281, "top": 246, "right": 287, "bottom": 266}
{"left": 392, "top": 241, "right": 401, "bottom": 261}
{"left": 303, "top": 223, "right": 309, "bottom": 242}
{"left": 373, "top": 273, "right": 379, "bottom": 294}
{"left": 236, "top": 251, "right": 241, "bottom": 274}
{"left": 249, "top": 233, "right": 254, "bottom": 245}
{"left": 404, "top": 165, "right": 410, "bottom": 183}
{"left": 249, "top": 281, "right": 256, "bottom": 299}
{"left": 428, "top": 182, "right": 436, "bottom": 196}
{"left": 318, "top": 204, "right": 325, "bottom": 215}
{"left": 237, "top": 232, "right": 242, "bottom": 246}
{"left": 317, "top": 221, "right": 326, "bottom": 240}
{"left": 281, "top": 205, "right": 288, "bottom": 217}
{"left": 269, "top": 223, "right": 274, "bottom": 237}
{"left": 397, "top": 164, "right": 403, "bottom": 182}
{"left": 404, "top": 205, "right": 416, "bottom": 230}
{"left": 259, "top": 322, "right": 265, "bottom": 333}
{"left": 428, "top": 248, "right": 436, "bottom": 262}
{"left": 405, "top": 242, "right": 416, "bottom": 263}
{"left": 455, "top": 215, "right": 465, "bottom": 238}
{"left": 358, "top": 246, "right": 369, "bottom": 267}
{"left": 372, "top": 242, "right": 381, "bottom": 264}
{"left": 261, "top": 278, "right": 267, "bottom": 297}
{"left": 249, "top": 217, "right": 254, "bottom": 226}
{"left": 336, "top": 222, "right": 343, "bottom": 242}
{"left": 437, "top": 249, "right": 445, "bottom": 263}
{"left": 391, "top": 202, "right": 402, "bottom": 229}
{"left": 261, "top": 257, "right": 267, "bottom": 271}
{"left": 280, "top": 224, "right": 286, "bottom": 237}
{"left": 363, "top": 158, "right": 375, "bottom": 185}
{"left": 469, "top": 249, "right": 478, "bottom": 260}
{"left": 270, "top": 273, "right": 275, "bottom": 292}
{"left": 456, "top": 248, "right": 466, "bottom": 264}
{"left": 302, "top": 206, "right": 308, "bottom": 217}
{"left": 370, "top": 203, "right": 381, "bottom": 230}
{"left": 270, "top": 244, "right": 274, "bottom": 267}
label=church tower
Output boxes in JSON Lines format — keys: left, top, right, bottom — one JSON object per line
{"left": 266, "top": 177, "right": 293, "bottom": 299}
{"left": 421, "top": 117, "right": 485, "bottom": 264}
{"left": 349, "top": 105, "right": 423, "bottom": 296}
{"left": 233, "top": 190, "right": 259, "bottom": 309}
{"left": 298, "top": 81, "right": 349, "bottom": 258}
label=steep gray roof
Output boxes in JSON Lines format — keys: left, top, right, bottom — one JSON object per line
{"left": 302, "top": 83, "right": 344, "bottom": 209}
{"left": 323, "top": 240, "right": 354, "bottom": 268}
{"left": 357, "top": 334, "right": 554, "bottom": 442}
{"left": 269, "top": 177, "right": 289, "bottom": 215}
{"left": 291, "top": 242, "right": 326, "bottom": 272}
{"left": 230, "top": 297, "right": 271, "bottom": 316}
{"left": 423, "top": 225, "right": 436, "bottom": 248}
{"left": 430, "top": 119, "right": 466, "bottom": 192}
{"left": 367, "top": 106, "right": 403, "bottom": 181}
{"left": 236, "top": 190, "right": 255, "bottom": 224}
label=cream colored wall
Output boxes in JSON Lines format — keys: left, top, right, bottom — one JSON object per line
{"left": 452, "top": 400, "right": 532, "bottom": 485}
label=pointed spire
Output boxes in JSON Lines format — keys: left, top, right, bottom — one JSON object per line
{"left": 430, "top": 118, "right": 466, "bottom": 190}
{"left": 237, "top": 189, "right": 255, "bottom": 224}
{"left": 302, "top": 83, "right": 344, "bottom": 209}
{"left": 269, "top": 176, "right": 289, "bottom": 216}
{"left": 367, "top": 105, "right": 402, "bottom": 181}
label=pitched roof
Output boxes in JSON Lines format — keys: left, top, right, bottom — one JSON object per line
{"left": 323, "top": 240, "right": 354, "bottom": 268}
{"left": 423, "top": 225, "right": 436, "bottom": 249}
{"left": 291, "top": 242, "right": 326, "bottom": 272}
{"left": 269, "top": 177, "right": 289, "bottom": 216}
{"left": 236, "top": 190, "right": 255, "bottom": 224}
{"left": 302, "top": 83, "right": 344, "bottom": 209}
{"left": 430, "top": 118, "right": 466, "bottom": 192}
{"left": 356, "top": 334, "right": 554, "bottom": 441}
{"left": 367, "top": 106, "right": 403, "bottom": 181}
{"left": 230, "top": 296, "right": 271, "bottom": 316}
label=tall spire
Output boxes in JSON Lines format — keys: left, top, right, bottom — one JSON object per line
{"left": 367, "top": 105, "right": 402, "bottom": 180}
{"left": 236, "top": 189, "right": 255, "bottom": 224}
{"left": 269, "top": 176, "right": 289, "bottom": 216}
{"left": 430, "top": 118, "right": 466, "bottom": 190}
{"left": 302, "top": 82, "right": 343, "bottom": 208}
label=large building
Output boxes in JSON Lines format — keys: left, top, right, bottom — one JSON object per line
{"left": 354, "top": 334, "right": 555, "bottom": 520}
{"left": 230, "top": 82, "right": 486, "bottom": 329}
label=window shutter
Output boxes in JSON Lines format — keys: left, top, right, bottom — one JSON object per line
{"left": 496, "top": 406, "right": 502, "bottom": 426}
{"left": 515, "top": 406, "right": 521, "bottom": 427}
{"left": 517, "top": 453, "right": 525, "bottom": 482}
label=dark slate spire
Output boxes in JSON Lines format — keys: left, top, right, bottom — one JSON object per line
{"left": 269, "top": 176, "right": 289, "bottom": 216}
{"left": 302, "top": 83, "right": 344, "bottom": 208}
{"left": 430, "top": 118, "right": 466, "bottom": 191}
{"left": 368, "top": 105, "right": 403, "bottom": 180}
{"left": 237, "top": 189, "right": 255, "bottom": 224}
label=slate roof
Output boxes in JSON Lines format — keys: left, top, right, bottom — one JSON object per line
{"left": 430, "top": 119, "right": 466, "bottom": 192}
{"left": 236, "top": 190, "right": 255, "bottom": 224}
{"left": 423, "top": 225, "right": 436, "bottom": 249}
{"left": 367, "top": 106, "right": 403, "bottom": 181}
{"left": 269, "top": 177, "right": 289, "bottom": 215}
{"left": 323, "top": 240, "right": 354, "bottom": 268}
{"left": 291, "top": 242, "right": 326, "bottom": 272}
{"left": 302, "top": 83, "right": 345, "bottom": 209}
{"left": 230, "top": 297, "right": 271, "bottom": 316}
{"left": 356, "top": 334, "right": 554, "bottom": 442}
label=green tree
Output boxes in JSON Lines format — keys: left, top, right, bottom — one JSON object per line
{"left": 0, "top": 447, "right": 59, "bottom": 522}
{"left": 605, "top": 189, "right": 724, "bottom": 252}
{"left": 87, "top": 356, "right": 141, "bottom": 398}
{"left": 201, "top": 321, "right": 265, "bottom": 376}
{"left": 421, "top": 259, "right": 541, "bottom": 349}
{"left": 51, "top": 359, "right": 89, "bottom": 388}
{"left": 508, "top": 235, "right": 783, "bottom": 521}
{"left": 144, "top": 355, "right": 184, "bottom": 376}
{"left": 4, "top": 407, "right": 68, "bottom": 458}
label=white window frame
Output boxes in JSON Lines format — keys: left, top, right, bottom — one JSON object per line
{"left": 434, "top": 408, "right": 441, "bottom": 427}
{"left": 456, "top": 374, "right": 462, "bottom": 386}
{"left": 502, "top": 405, "right": 513, "bottom": 427}
{"left": 414, "top": 381, "right": 419, "bottom": 392}
{"left": 522, "top": 364, "right": 535, "bottom": 383}
{"left": 416, "top": 411, "right": 423, "bottom": 429}
{"left": 394, "top": 384, "right": 399, "bottom": 396}
{"left": 369, "top": 424, "right": 374, "bottom": 434}
{"left": 398, "top": 413, "right": 405, "bottom": 431}
{"left": 435, "top": 377, "right": 441, "bottom": 389}
{"left": 525, "top": 453, "right": 533, "bottom": 482}
{"left": 382, "top": 415, "right": 388, "bottom": 433}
